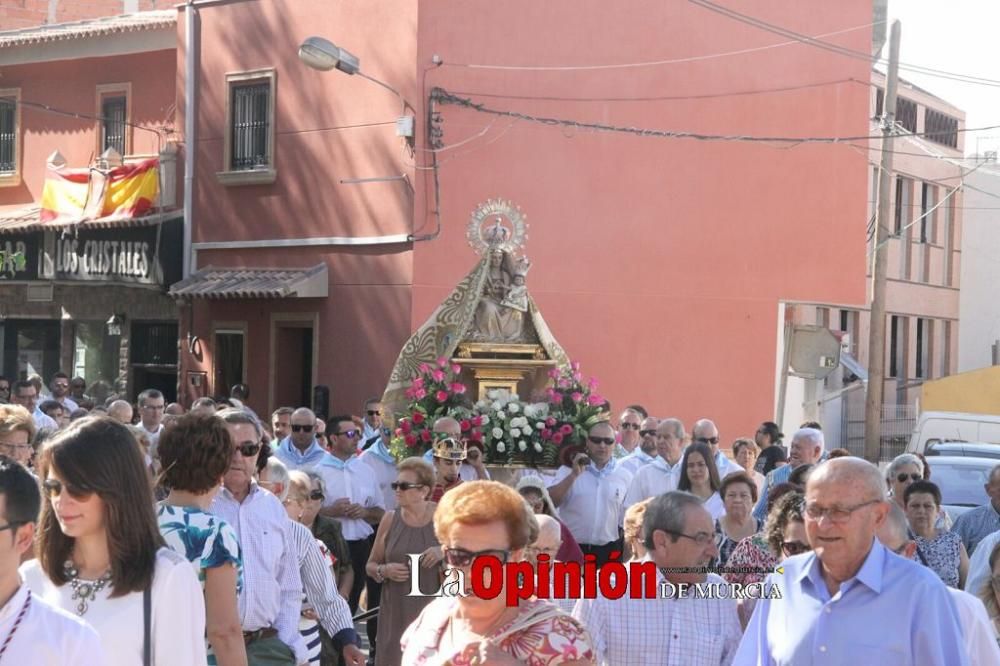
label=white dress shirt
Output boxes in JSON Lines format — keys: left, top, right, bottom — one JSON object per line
{"left": 22, "top": 548, "right": 207, "bottom": 666}
{"left": 0, "top": 582, "right": 107, "bottom": 665}
{"left": 210, "top": 483, "right": 308, "bottom": 663}
{"left": 33, "top": 407, "right": 57, "bottom": 430}
{"left": 57, "top": 396, "right": 80, "bottom": 412}
{"left": 317, "top": 456, "right": 386, "bottom": 541}
{"left": 714, "top": 451, "right": 744, "bottom": 480}
{"left": 574, "top": 568, "right": 741, "bottom": 665}
{"left": 359, "top": 449, "right": 399, "bottom": 512}
{"left": 548, "top": 461, "right": 632, "bottom": 546}
{"left": 624, "top": 458, "right": 679, "bottom": 508}
{"left": 948, "top": 587, "right": 1000, "bottom": 665}
{"left": 619, "top": 449, "right": 656, "bottom": 476}
{"left": 287, "top": 521, "right": 357, "bottom": 643}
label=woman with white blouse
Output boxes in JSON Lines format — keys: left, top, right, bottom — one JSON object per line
{"left": 676, "top": 442, "right": 726, "bottom": 521}
{"left": 21, "top": 416, "right": 207, "bottom": 666}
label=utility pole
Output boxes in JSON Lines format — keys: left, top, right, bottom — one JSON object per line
{"left": 864, "top": 20, "right": 901, "bottom": 464}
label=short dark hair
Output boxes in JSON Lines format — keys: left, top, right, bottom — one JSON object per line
{"left": 271, "top": 407, "right": 294, "bottom": 420}
{"left": 11, "top": 380, "right": 34, "bottom": 396}
{"left": 192, "top": 397, "right": 217, "bottom": 410}
{"left": 0, "top": 454, "right": 40, "bottom": 526}
{"left": 50, "top": 372, "right": 69, "bottom": 382}
{"left": 788, "top": 464, "right": 814, "bottom": 487}
{"left": 827, "top": 448, "right": 852, "bottom": 459}
{"left": 676, "top": 442, "right": 721, "bottom": 493}
{"left": 38, "top": 400, "right": 63, "bottom": 418}
{"left": 158, "top": 414, "right": 232, "bottom": 494}
{"left": 799, "top": 420, "right": 822, "bottom": 431}
{"left": 904, "top": 480, "right": 942, "bottom": 507}
{"left": 36, "top": 417, "right": 163, "bottom": 596}
{"left": 255, "top": 439, "right": 271, "bottom": 475}
{"left": 758, "top": 421, "right": 783, "bottom": 444}
{"left": 328, "top": 415, "right": 355, "bottom": 434}
{"left": 719, "top": 471, "right": 759, "bottom": 504}
{"left": 363, "top": 397, "right": 382, "bottom": 410}
{"left": 625, "top": 404, "right": 648, "bottom": 419}
{"left": 137, "top": 389, "right": 164, "bottom": 407}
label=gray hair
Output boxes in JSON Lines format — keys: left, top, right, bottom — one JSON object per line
{"left": 658, "top": 418, "right": 685, "bottom": 440}
{"left": 263, "top": 457, "right": 290, "bottom": 501}
{"left": 886, "top": 453, "right": 924, "bottom": 481}
{"left": 218, "top": 407, "right": 263, "bottom": 440}
{"left": 642, "top": 491, "right": 707, "bottom": 549}
{"left": 792, "top": 427, "right": 825, "bottom": 453}
{"left": 306, "top": 471, "right": 326, "bottom": 496}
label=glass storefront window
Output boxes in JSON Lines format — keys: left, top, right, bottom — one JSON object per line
{"left": 72, "top": 322, "right": 121, "bottom": 403}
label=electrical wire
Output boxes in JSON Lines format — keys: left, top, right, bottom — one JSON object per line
{"left": 440, "top": 20, "right": 881, "bottom": 71}
{"left": 689, "top": 0, "right": 1000, "bottom": 89}
{"left": 431, "top": 88, "right": 1000, "bottom": 145}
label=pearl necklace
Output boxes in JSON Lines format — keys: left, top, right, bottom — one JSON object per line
{"left": 63, "top": 561, "right": 112, "bottom": 616}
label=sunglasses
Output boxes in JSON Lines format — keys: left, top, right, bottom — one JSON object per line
{"left": 291, "top": 424, "right": 314, "bottom": 433}
{"left": 781, "top": 541, "right": 811, "bottom": 556}
{"left": 391, "top": 481, "right": 425, "bottom": 491}
{"left": 588, "top": 436, "right": 615, "bottom": 446}
{"left": 639, "top": 429, "right": 657, "bottom": 438}
{"left": 308, "top": 490, "right": 325, "bottom": 502}
{"left": 338, "top": 429, "right": 360, "bottom": 439}
{"left": 236, "top": 442, "right": 261, "bottom": 457}
{"left": 896, "top": 473, "right": 922, "bottom": 483}
{"left": 695, "top": 437, "right": 720, "bottom": 446}
{"left": 367, "top": 410, "right": 381, "bottom": 417}
{"left": 443, "top": 547, "right": 510, "bottom": 567}
{"left": 620, "top": 423, "right": 640, "bottom": 430}
{"left": 42, "top": 478, "right": 92, "bottom": 499}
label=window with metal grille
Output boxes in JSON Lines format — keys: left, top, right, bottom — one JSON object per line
{"left": 896, "top": 97, "right": 917, "bottom": 133}
{"left": 101, "top": 95, "right": 127, "bottom": 155}
{"left": 0, "top": 98, "right": 15, "bottom": 173}
{"left": 924, "top": 108, "right": 958, "bottom": 149}
{"left": 130, "top": 323, "right": 179, "bottom": 366}
{"left": 230, "top": 82, "right": 270, "bottom": 170}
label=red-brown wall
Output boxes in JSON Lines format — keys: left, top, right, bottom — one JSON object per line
{"left": 0, "top": 1, "right": 161, "bottom": 30}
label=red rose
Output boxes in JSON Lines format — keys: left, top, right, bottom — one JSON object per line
{"left": 470, "top": 429, "right": 483, "bottom": 442}
{"left": 460, "top": 419, "right": 472, "bottom": 432}
{"left": 546, "top": 417, "right": 557, "bottom": 427}
{"left": 552, "top": 432, "right": 564, "bottom": 445}
{"left": 435, "top": 390, "right": 448, "bottom": 402}
{"left": 400, "top": 419, "right": 412, "bottom": 434}
{"left": 404, "top": 434, "right": 417, "bottom": 447}
{"left": 560, "top": 424, "right": 573, "bottom": 435}
{"left": 541, "top": 428, "right": 552, "bottom": 440}
{"left": 421, "top": 430, "right": 432, "bottom": 442}
{"left": 472, "top": 415, "right": 483, "bottom": 427}
{"left": 412, "top": 412, "right": 425, "bottom": 425}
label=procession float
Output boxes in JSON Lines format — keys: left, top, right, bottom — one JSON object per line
{"left": 382, "top": 199, "right": 610, "bottom": 477}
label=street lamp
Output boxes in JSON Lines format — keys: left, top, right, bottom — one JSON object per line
{"left": 298, "top": 35, "right": 412, "bottom": 125}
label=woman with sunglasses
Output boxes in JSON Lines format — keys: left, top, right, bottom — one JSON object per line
{"left": 676, "top": 442, "right": 725, "bottom": 521}
{"left": 366, "top": 458, "right": 440, "bottom": 666}
{"left": 21, "top": 416, "right": 207, "bottom": 666}
{"left": 402, "top": 481, "right": 595, "bottom": 665}
{"left": 288, "top": 471, "right": 352, "bottom": 600}
{"left": 886, "top": 453, "right": 925, "bottom": 509}
{"left": 157, "top": 413, "right": 246, "bottom": 666}
{"left": 904, "top": 480, "right": 968, "bottom": 588}
{"left": 737, "top": 491, "right": 810, "bottom": 629}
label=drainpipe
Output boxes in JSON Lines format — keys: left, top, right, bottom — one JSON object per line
{"left": 183, "top": 1, "right": 197, "bottom": 279}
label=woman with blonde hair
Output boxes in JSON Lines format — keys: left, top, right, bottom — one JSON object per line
{"left": 0, "top": 404, "right": 35, "bottom": 468}
{"left": 623, "top": 499, "right": 652, "bottom": 561}
{"left": 401, "top": 480, "right": 595, "bottom": 665}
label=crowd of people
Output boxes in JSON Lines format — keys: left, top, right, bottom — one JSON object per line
{"left": 1, "top": 374, "right": 1000, "bottom": 664}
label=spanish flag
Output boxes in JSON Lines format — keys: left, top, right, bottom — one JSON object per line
{"left": 40, "top": 157, "right": 159, "bottom": 224}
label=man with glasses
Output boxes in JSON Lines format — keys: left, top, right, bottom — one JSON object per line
{"left": 624, "top": 418, "right": 685, "bottom": 508}
{"left": 621, "top": 415, "right": 659, "bottom": 475}
{"left": 137, "top": 388, "right": 165, "bottom": 456}
{"left": 47, "top": 372, "right": 78, "bottom": 413}
{"left": 0, "top": 405, "right": 35, "bottom": 468}
{"left": 752, "top": 427, "right": 824, "bottom": 523}
{"left": 210, "top": 408, "right": 309, "bottom": 665}
{"left": 616, "top": 408, "right": 643, "bottom": 457}
{"left": 10, "top": 380, "right": 56, "bottom": 431}
{"left": 273, "top": 407, "right": 332, "bottom": 472}
{"left": 575, "top": 491, "right": 741, "bottom": 664}
{"left": 548, "top": 421, "right": 633, "bottom": 567}
{"left": 318, "top": 415, "right": 385, "bottom": 625}
{"left": 691, "top": 418, "right": 742, "bottom": 480}
{"left": 877, "top": 503, "right": 1000, "bottom": 664}
{"left": 734, "top": 458, "right": 968, "bottom": 665}
{"left": 359, "top": 398, "right": 400, "bottom": 511}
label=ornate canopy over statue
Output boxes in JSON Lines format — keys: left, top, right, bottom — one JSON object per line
{"left": 382, "top": 199, "right": 570, "bottom": 413}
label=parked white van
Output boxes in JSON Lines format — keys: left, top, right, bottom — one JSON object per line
{"left": 906, "top": 411, "right": 1000, "bottom": 455}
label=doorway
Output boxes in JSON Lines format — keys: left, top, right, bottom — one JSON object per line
{"left": 272, "top": 319, "right": 315, "bottom": 410}
{"left": 2, "top": 320, "right": 60, "bottom": 381}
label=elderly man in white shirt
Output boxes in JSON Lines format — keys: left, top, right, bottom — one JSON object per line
{"left": 210, "top": 409, "right": 309, "bottom": 665}
{"left": 548, "top": 420, "right": 633, "bottom": 567}
{"left": 358, "top": 398, "right": 399, "bottom": 511}
{"left": 574, "top": 491, "right": 741, "bottom": 665}
{"left": 0, "top": 455, "right": 107, "bottom": 665}
{"left": 620, "top": 416, "right": 659, "bottom": 476}
{"left": 625, "top": 418, "right": 686, "bottom": 508}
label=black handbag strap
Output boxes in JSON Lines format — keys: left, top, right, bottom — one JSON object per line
{"left": 143, "top": 584, "right": 152, "bottom": 666}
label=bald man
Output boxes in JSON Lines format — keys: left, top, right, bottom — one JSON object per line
{"left": 107, "top": 399, "right": 133, "bottom": 424}
{"left": 877, "top": 503, "right": 1000, "bottom": 665}
{"left": 735, "top": 458, "right": 969, "bottom": 665}
{"left": 691, "top": 418, "right": 742, "bottom": 480}
{"left": 273, "top": 407, "right": 332, "bottom": 472}
{"left": 422, "top": 416, "right": 490, "bottom": 482}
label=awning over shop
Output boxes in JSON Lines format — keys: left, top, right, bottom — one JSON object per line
{"left": 0, "top": 204, "right": 178, "bottom": 235}
{"left": 169, "top": 264, "right": 329, "bottom": 300}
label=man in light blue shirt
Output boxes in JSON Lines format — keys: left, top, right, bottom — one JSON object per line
{"left": 735, "top": 457, "right": 969, "bottom": 665}
{"left": 752, "top": 428, "right": 823, "bottom": 523}
{"left": 691, "top": 418, "right": 743, "bottom": 480}
{"left": 273, "top": 407, "right": 333, "bottom": 472}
